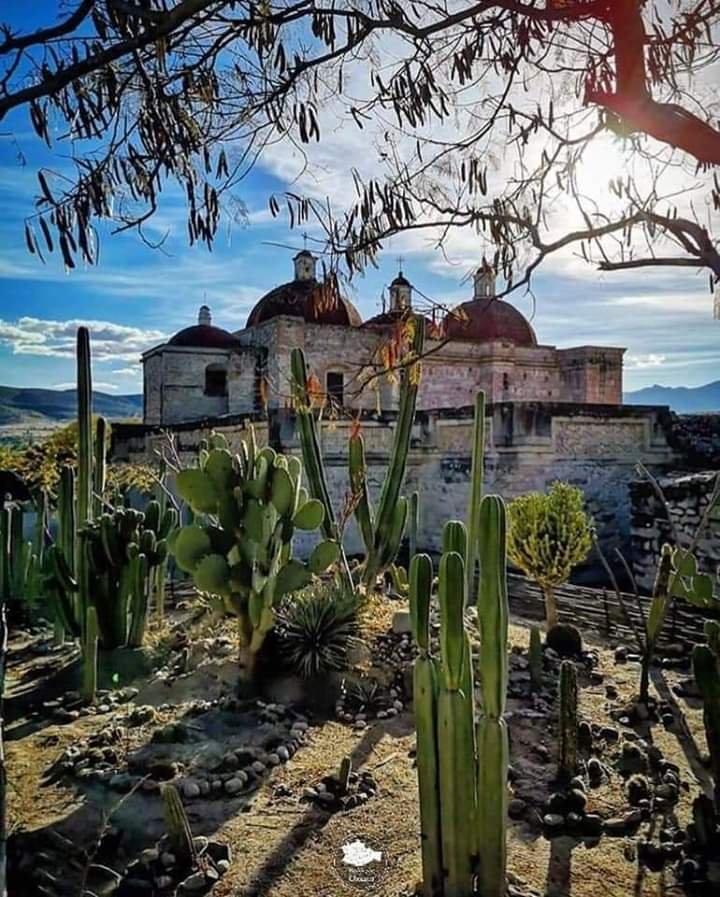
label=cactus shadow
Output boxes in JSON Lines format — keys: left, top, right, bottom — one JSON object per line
{"left": 544, "top": 835, "right": 577, "bottom": 897}
{"left": 649, "top": 667, "right": 714, "bottom": 798}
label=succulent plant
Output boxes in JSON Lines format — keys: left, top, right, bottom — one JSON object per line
{"left": 0, "top": 505, "right": 40, "bottom": 610}
{"left": 559, "top": 660, "right": 579, "bottom": 781}
{"left": 693, "top": 644, "right": 720, "bottom": 811}
{"left": 276, "top": 583, "right": 358, "bottom": 678}
{"left": 172, "top": 430, "right": 340, "bottom": 680}
{"left": 162, "top": 783, "right": 196, "bottom": 867}
{"left": 410, "top": 497, "right": 510, "bottom": 897}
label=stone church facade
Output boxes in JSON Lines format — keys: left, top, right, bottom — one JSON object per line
{"left": 115, "top": 252, "right": 677, "bottom": 571}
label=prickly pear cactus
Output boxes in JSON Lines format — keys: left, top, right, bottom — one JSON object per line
{"left": 172, "top": 431, "right": 340, "bottom": 679}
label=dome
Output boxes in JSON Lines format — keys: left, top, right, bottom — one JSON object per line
{"left": 245, "top": 250, "right": 362, "bottom": 328}
{"left": 362, "top": 307, "right": 432, "bottom": 335}
{"left": 168, "top": 306, "right": 241, "bottom": 349}
{"left": 443, "top": 297, "right": 537, "bottom": 347}
{"left": 246, "top": 279, "right": 362, "bottom": 328}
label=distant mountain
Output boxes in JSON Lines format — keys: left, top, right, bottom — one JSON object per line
{"left": 624, "top": 380, "right": 720, "bottom": 413}
{"left": 0, "top": 386, "right": 143, "bottom": 425}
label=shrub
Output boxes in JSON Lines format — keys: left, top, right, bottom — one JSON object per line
{"left": 507, "top": 482, "right": 593, "bottom": 628}
{"left": 277, "top": 583, "right": 358, "bottom": 678}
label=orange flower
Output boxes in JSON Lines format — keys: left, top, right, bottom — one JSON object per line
{"left": 306, "top": 373, "right": 326, "bottom": 408}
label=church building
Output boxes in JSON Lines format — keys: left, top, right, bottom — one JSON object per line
{"left": 142, "top": 251, "right": 625, "bottom": 425}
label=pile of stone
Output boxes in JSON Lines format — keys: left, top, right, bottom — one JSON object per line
{"left": 108, "top": 836, "right": 231, "bottom": 896}
{"left": 302, "top": 758, "right": 378, "bottom": 812}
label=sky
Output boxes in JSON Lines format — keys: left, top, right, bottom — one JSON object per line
{"left": 1, "top": 4, "right": 718, "bottom": 396}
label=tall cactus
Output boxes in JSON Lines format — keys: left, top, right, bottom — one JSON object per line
{"left": 93, "top": 416, "right": 108, "bottom": 517}
{"left": 409, "top": 553, "right": 443, "bottom": 897}
{"left": 558, "top": 660, "right": 578, "bottom": 781}
{"left": 409, "top": 495, "right": 510, "bottom": 897}
{"left": 172, "top": 431, "right": 340, "bottom": 680}
{"left": 290, "top": 348, "right": 353, "bottom": 594}
{"left": 475, "top": 494, "right": 509, "bottom": 897}
{"left": 465, "top": 391, "right": 486, "bottom": 597}
{"left": 76, "top": 327, "right": 95, "bottom": 700}
{"left": 408, "top": 490, "right": 420, "bottom": 561}
{"left": 693, "top": 645, "right": 720, "bottom": 811}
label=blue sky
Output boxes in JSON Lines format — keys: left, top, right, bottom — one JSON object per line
{"left": 1, "top": 5, "right": 718, "bottom": 395}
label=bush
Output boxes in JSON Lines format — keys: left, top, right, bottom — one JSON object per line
{"left": 277, "top": 583, "right": 358, "bottom": 678}
{"left": 507, "top": 482, "right": 593, "bottom": 629}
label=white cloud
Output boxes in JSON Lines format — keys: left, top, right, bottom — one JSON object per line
{"left": 626, "top": 353, "right": 667, "bottom": 369}
{"left": 53, "top": 380, "right": 119, "bottom": 391}
{"left": 0, "top": 316, "right": 166, "bottom": 362}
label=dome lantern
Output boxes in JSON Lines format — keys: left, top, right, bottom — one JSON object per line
{"left": 198, "top": 304, "right": 212, "bottom": 326}
{"left": 473, "top": 262, "right": 496, "bottom": 299}
{"left": 293, "top": 249, "right": 317, "bottom": 282}
{"left": 389, "top": 271, "right": 412, "bottom": 311}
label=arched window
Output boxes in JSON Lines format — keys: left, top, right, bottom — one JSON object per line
{"left": 205, "top": 363, "right": 227, "bottom": 397}
{"left": 326, "top": 371, "right": 344, "bottom": 405}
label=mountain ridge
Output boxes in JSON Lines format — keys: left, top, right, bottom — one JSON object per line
{"left": 0, "top": 386, "right": 143, "bottom": 425}
{"left": 623, "top": 380, "right": 720, "bottom": 413}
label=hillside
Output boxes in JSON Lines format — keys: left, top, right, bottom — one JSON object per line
{"left": 0, "top": 386, "right": 143, "bottom": 425}
{"left": 623, "top": 380, "right": 720, "bottom": 413}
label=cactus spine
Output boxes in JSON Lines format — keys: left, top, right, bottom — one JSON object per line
{"left": 162, "top": 784, "right": 196, "bottom": 867}
{"left": 693, "top": 644, "right": 720, "bottom": 811}
{"left": 476, "top": 494, "right": 509, "bottom": 897}
{"left": 558, "top": 660, "right": 578, "bottom": 781}
{"left": 465, "top": 391, "right": 485, "bottom": 598}
{"left": 528, "top": 625, "right": 543, "bottom": 691}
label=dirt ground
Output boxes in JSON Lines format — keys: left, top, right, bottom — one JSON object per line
{"left": 5, "top": 605, "right": 713, "bottom": 897}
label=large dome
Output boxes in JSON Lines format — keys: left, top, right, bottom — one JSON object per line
{"left": 168, "top": 306, "right": 240, "bottom": 349}
{"left": 245, "top": 250, "right": 361, "bottom": 328}
{"left": 444, "top": 297, "right": 537, "bottom": 346}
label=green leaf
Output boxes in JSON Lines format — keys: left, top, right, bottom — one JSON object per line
{"left": 691, "top": 573, "right": 715, "bottom": 607}
{"left": 672, "top": 548, "right": 697, "bottom": 578}
{"left": 275, "top": 560, "right": 313, "bottom": 597}
{"left": 204, "top": 448, "right": 235, "bottom": 492}
{"left": 193, "top": 553, "right": 231, "bottom": 596}
{"left": 172, "top": 525, "right": 212, "bottom": 572}
{"left": 176, "top": 468, "right": 219, "bottom": 514}
{"left": 244, "top": 499, "right": 264, "bottom": 542}
{"left": 271, "top": 467, "right": 295, "bottom": 516}
{"left": 293, "top": 498, "right": 325, "bottom": 531}
{"left": 309, "top": 540, "right": 340, "bottom": 574}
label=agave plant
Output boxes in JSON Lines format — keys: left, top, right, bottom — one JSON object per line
{"left": 277, "top": 584, "right": 358, "bottom": 678}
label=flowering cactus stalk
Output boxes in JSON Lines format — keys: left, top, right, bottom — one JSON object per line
{"left": 693, "top": 645, "right": 720, "bottom": 811}
{"left": 475, "top": 494, "right": 509, "bottom": 897}
{"left": 173, "top": 431, "right": 341, "bottom": 680}
{"left": 559, "top": 660, "right": 579, "bottom": 781}
{"left": 409, "top": 552, "right": 443, "bottom": 897}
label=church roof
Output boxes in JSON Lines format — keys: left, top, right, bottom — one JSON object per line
{"left": 167, "top": 324, "right": 241, "bottom": 349}
{"left": 443, "top": 297, "right": 537, "bottom": 347}
{"left": 246, "top": 278, "right": 362, "bottom": 328}
{"left": 362, "top": 307, "right": 432, "bottom": 334}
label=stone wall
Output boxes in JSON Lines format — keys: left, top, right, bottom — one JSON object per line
{"left": 630, "top": 470, "right": 720, "bottom": 592}
{"left": 113, "top": 401, "right": 675, "bottom": 573}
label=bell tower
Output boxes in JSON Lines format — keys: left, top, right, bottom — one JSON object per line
{"left": 473, "top": 262, "right": 496, "bottom": 299}
{"left": 389, "top": 271, "right": 412, "bottom": 311}
{"left": 198, "top": 304, "right": 212, "bottom": 326}
{"left": 293, "top": 249, "right": 317, "bottom": 282}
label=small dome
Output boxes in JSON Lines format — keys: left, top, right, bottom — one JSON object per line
{"left": 444, "top": 297, "right": 537, "bottom": 347}
{"left": 362, "top": 308, "right": 431, "bottom": 334}
{"left": 168, "top": 325, "right": 240, "bottom": 349}
{"left": 246, "top": 279, "right": 362, "bottom": 328}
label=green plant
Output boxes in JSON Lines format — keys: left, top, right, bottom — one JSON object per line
{"left": 507, "top": 482, "right": 593, "bottom": 629}
{"left": 409, "top": 494, "right": 509, "bottom": 897}
{"left": 172, "top": 430, "right": 340, "bottom": 680}
{"left": 706, "top": 620, "right": 720, "bottom": 659}
{"left": 83, "top": 502, "right": 176, "bottom": 649}
{"left": 0, "top": 505, "right": 40, "bottom": 610}
{"left": 277, "top": 583, "right": 358, "bottom": 678}
{"left": 693, "top": 644, "right": 720, "bottom": 812}
{"left": 558, "top": 660, "right": 578, "bottom": 781}
{"left": 528, "top": 625, "right": 542, "bottom": 691}
{"left": 162, "top": 783, "right": 196, "bottom": 867}
{"left": 465, "top": 391, "right": 486, "bottom": 597}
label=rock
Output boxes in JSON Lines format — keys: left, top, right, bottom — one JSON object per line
{"left": 508, "top": 798, "right": 527, "bottom": 820}
{"left": 216, "top": 860, "right": 230, "bottom": 875}
{"left": 566, "top": 789, "right": 587, "bottom": 813}
{"left": 604, "top": 810, "right": 642, "bottom": 836}
{"left": 160, "top": 852, "right": 176, "bottom": 869}
{"left": 391, "top": 610, "right": 412, "bottom": 634}
{"left": 619, "top": 742, "right": 647, "bottom": 774}
{"left": 251, "top": 760, "right": 266, "bottom": 775}
{"left": 581, "top": 814, "right": 603, "bottom": 837}
{"left": 276, "top": 746, "right": 290, "bottom": 763}
{"left": 179, "top": 870, "right": 206, "bottom": 893}
{"left": 183, "top": 781, "right": 201, "bottom": 799}
{"left": 225, "top": 777, "right": 246, "bottom": 795}
{"left": 599, "top": 726, "right": 619, "bottom": 743}
{"left": 546, "top": 624, "right": 582, "bottom": 657}
{"left": 149, "top": 760, "right": 178, "bottom": 781}
{"left": 542, "top": 814, "right": 565, "bottom": 835}
{"left": 626, "top": 775, "right": 650, "bottom": 805}
{"left": 154, "top": 876, "right": 173, "bottom": 890}
{"left": 207, "top": 842, "right": 231, "bottom": 864}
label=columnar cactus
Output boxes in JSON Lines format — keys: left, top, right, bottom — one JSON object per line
{"left": 529, "top": 625, "right": 543, "bottom": 691}
{"left": 172, "top": 431, "right": 340, "bottom": 680}
{"left": 558, "top": 660, "right": 579, "bottom": 781}
{"left": 162, "top": 784, "right": 196, "bottom": 867}
{"left": 475, "top": 494, "right": 509, "bottom": 897}
{"left": 706, "top": 620, "right": 720, "bottom": 659}
{"left": 408, "top": 491, "right": 420, "bottom": 561}
{"left": 409, "top": 492, "right": 510, "bottom": 897}
{"left": 0, "top": 506, "right": 39, "bottom": 608}
{"left": 693, "top": 645, "right": 720, "bottom": 811}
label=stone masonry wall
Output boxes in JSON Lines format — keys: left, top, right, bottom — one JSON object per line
{"left": 630, "top": 470, "right": 720, "bottom": 592}
{"left": 113, "top": 401, "right": 675, "bottom": 574}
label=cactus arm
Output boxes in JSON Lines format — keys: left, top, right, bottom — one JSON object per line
{"left": 349, "top": 432, "right": 374, "bottom": 555}
{"left": 693, "top": 645, "right": 720, "bottom": 811}
{"left": 466, "top": 391, "right": 486, "bottom": 598}
{"left": 76, "top": 327, "right": 93, "bottom": 648}
{"left": 93, "top": 416, "right": 108, "bottom": 517}
{"left": 476, "top": 717, "right": 509, "bottom": 897}
{"left": 441, "top": 520, "right": 467, "bottom": 567}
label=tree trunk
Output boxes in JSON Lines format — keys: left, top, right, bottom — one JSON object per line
{"left": 543, "top": 586, "right": 559, "bottom": 629}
